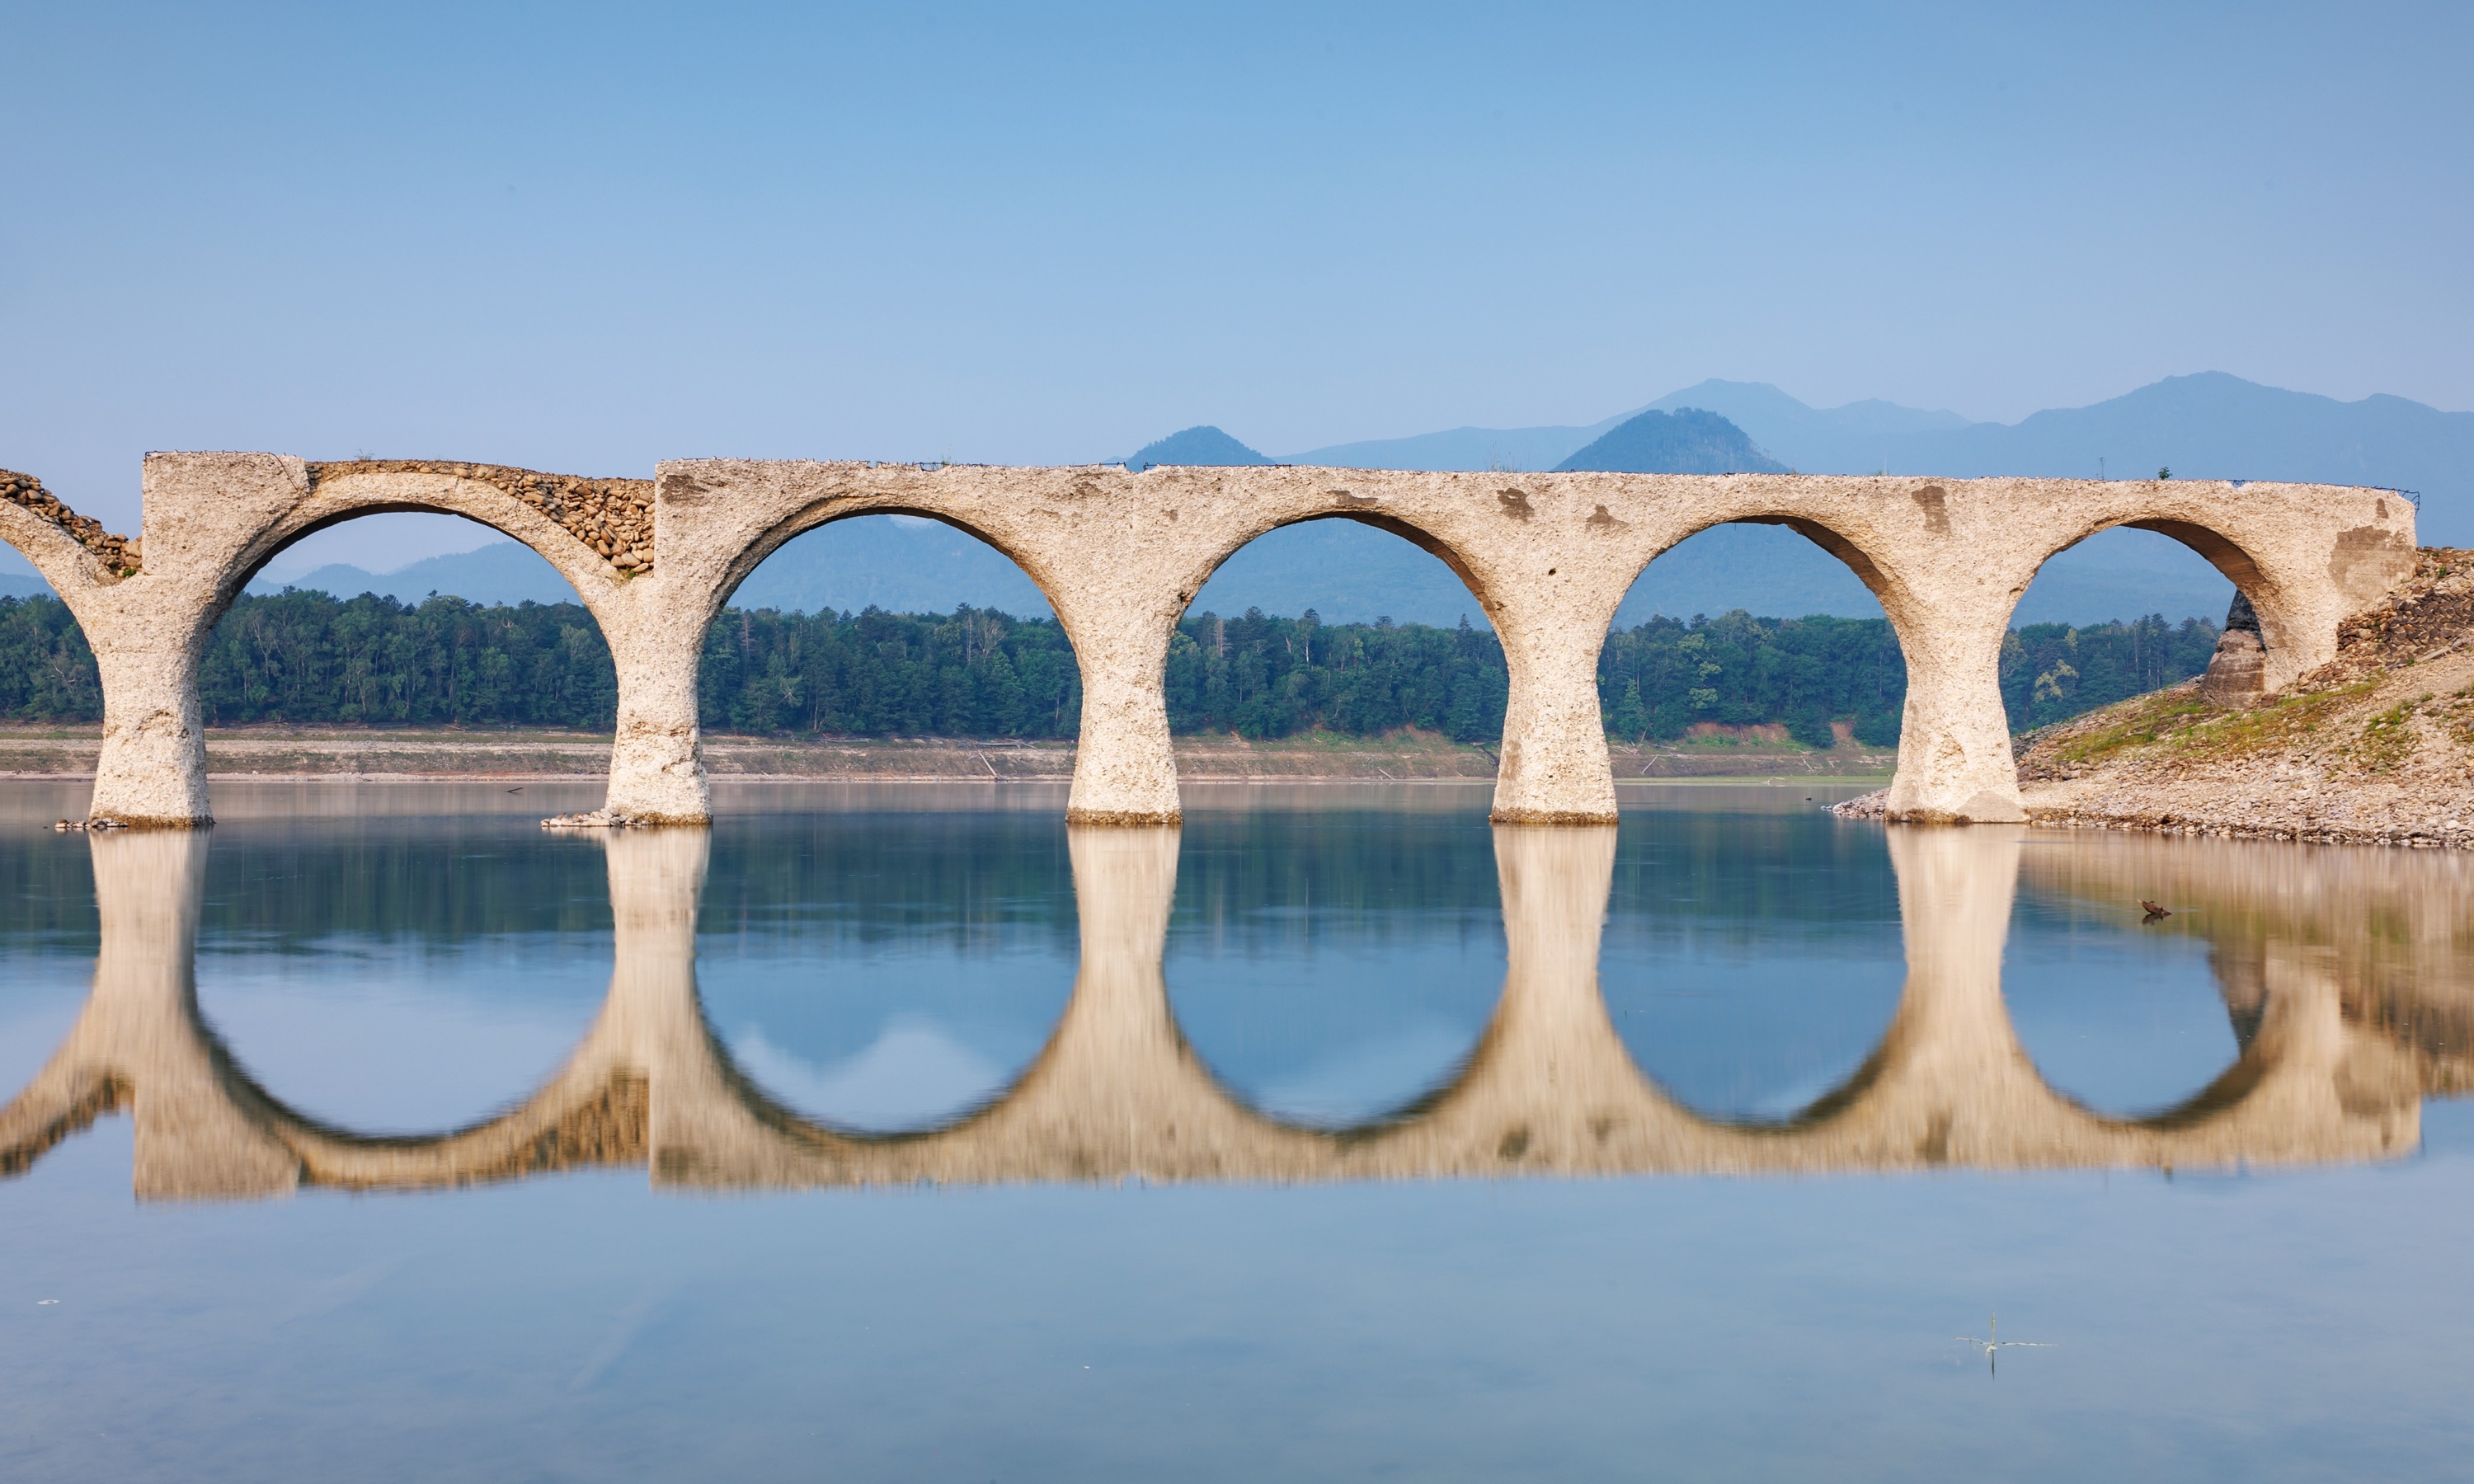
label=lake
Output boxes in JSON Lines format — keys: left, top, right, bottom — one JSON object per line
{"left": 2, "top": 779, "right": 2470, "bottom": 1481}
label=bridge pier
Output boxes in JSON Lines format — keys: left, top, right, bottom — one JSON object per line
{"left": 87, "top": 627, "right": 214, "bottom": 827}
{"left": 1489, "top": 618, "right": 1622, "bottom": 824}
{"left": 0, "top": 833, "right": 307, "bottom": 1197}
{"left": 98, "top": 834, "right": 304, "bottom": 1198}
{"left": 1060, "top": 602, "right": 1183, "bottom": 826}
{"left": 1413, "top": 824, "right": 1639, "bottom": 1162}
{"left": 1881, "top": 622, "right": 2027, "bottom": 824}
{"left": 599, "top": 595, "right": 715, "bottom": 824}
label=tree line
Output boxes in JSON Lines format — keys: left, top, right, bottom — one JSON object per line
{"left": 0, "top": 589, "right": 2220, "bottom": 743}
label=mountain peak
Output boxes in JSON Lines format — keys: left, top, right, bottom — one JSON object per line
{"left": 1554, "top": 408, "right": 1789, "bottom": 475}
{"left": 1126, "top": 426, "right": 1272, "bottom": 470}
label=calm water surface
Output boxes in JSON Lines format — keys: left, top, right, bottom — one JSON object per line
{"left": 2, "top": 779, "right": 2471, "bottom": 1481}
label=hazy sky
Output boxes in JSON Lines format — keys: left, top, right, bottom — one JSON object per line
{"left": 3, "top": 2, "right": 2467, "bottom": 569}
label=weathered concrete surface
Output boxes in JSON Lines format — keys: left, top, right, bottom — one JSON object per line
{"left": 622, "top": 463, "right": 2411, "bottom": 825}
{"left": 2, "top": 814, "right": 2442, "bottom": 1200}
{"left": 0, "top": 456, "right": 2415, "bottom": 825}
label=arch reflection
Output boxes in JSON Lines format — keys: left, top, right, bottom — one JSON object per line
{"left": 1, "top": 815, "right": 2458, "bottom": 1200}
{"left": 693, "top": 810, "right": 1079, "bottom": 1136}
{"left": 1162, "top": 810, "right": 1507, "bottom": 1129}
{"left": 2014, "top": 833, "right": 2471, "bottom": 1125}
{"left": 1600, "top": 809, "right": 1907, "bottom": 1124}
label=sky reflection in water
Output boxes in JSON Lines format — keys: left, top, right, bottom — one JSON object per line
{"left": 1, "top": 780, "right": 2470, "bottom": 1482}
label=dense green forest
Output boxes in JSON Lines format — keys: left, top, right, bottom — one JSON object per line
{"left": 1999, "top": 617, "right": 2222, "bottom": 732}
{"left": 0, "top": 590, "right": 2220, "bottom": 743}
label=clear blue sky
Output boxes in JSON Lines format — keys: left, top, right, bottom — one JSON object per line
{"left": 2, "top": 2, "right": 2467, "bottom": 567}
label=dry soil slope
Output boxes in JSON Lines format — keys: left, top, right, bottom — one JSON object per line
{"left": 2015, "top": 548, "right": 2474, "bottom": 847}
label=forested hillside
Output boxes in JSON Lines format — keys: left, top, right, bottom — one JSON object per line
{"left": 0, "top": 592, "right": 2218, "bottom": 743}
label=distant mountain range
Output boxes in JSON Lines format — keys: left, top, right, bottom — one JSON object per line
{"left": 4, "top": 373, "right": 2458, "bottom": 632}
{"left": 1284, "top": 382, "right": 1975, "bottom": 474}
{"left": 1283, "top": 373, "right": 2472, "bottom": 514}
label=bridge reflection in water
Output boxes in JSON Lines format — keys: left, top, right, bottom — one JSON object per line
{"left": 3, "top": 819, "right": 2463, "bottom": 1200}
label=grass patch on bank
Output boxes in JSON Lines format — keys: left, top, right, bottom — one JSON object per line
{"left": 2049, "top": 682, "right": 2377, "bottom": 768}
{"left": 2353, "top": 694, "right": 2432, "bottom": 773}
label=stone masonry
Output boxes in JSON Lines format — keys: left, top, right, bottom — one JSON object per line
{"left": 2, "top": 470, "right": 139, "bottom": 575}
{"left": 306, "top": 461, "right": 659, "bottom": 571}
{"left": 0, "top": 453, "right": 2418, "bottom": 828}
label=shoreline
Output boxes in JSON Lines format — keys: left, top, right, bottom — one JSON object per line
{"left": 0, "top": 726, "right": 1893, "bottom": 785}
{"left": 1, "top": 774, "right": 1884, "bottom": 829}
{"left": 1834, "top": 780, "right": 2474, "bottom": 852}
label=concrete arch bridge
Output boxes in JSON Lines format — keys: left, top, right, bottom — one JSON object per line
{"left": 0, "top": 455, "right": 2417, "bottom": 828}
{"left": 0, "top": 821, "right": 2439, "bottom": 1201}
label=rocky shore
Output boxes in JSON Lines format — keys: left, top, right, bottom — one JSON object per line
{"left": 1838, "top": 548, "right": 2474, "bottom": 848}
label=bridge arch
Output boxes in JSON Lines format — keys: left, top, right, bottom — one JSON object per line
{"left": 0, "top": 472, "right": 137, "bottom": 784}
{"left": 208, "top": 463, "right": 629, "bottom": 621}
{"left": 1619, "top": 508, "right": 1926, "bottom": 624}
{"left": 1162, "top": 507, "right": 1509, "bottom": 787}
{"left": 1178, "top": 505, "right": 1507, "bottom": 625}
{"left": 710, "top": 501, "right": 1065, "bottom": 627}
{"left": 703, "top": 505, "right": 1087, "bottom": 755}
{"left": 39, "top": 457, "right": 2416, "bottom": 827}
{"left": 1600, "top": 509, "right": 1928, "bottom": 759}
{"left": 2003, "top": 482, "right": 2413, "bottom": 702}
{"left": 41, "top": 456, "right": 651, "bottom": 826}
{"left": 1151, "top": 476, "right": 1674, "bottom": 826}
{"left": 2010, "top": 514, "right": 2312, "bottom": 706}
{"left": 0, "top": 468, "right": 137, "bottom": 602}
{"left": 184, "top": 479, "right": 632, "bottom": 754}
{"left": 576, "top": 493, "right": 1096, "bottom": 824}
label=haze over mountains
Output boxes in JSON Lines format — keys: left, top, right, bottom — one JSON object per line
{"left": 4, "top": 373, "right": 2460, "bottom": 630}
{"left": 1286, "top": 383, "right": 1972, "bottom": 474}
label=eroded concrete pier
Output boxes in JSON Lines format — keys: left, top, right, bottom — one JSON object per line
{"left": 0, "top": 457, "right": 2416, "bottom": 826}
